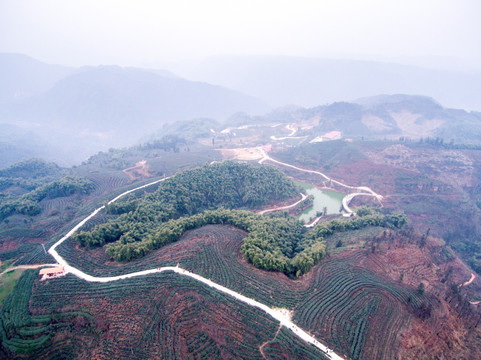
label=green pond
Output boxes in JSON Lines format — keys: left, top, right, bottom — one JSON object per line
{"left": 295, "top": 181, "right": 345, "bottom": 223}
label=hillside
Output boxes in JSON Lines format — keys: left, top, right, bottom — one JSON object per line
{"left": 0, "top": 56, "right": 268, "bottom": 167}
{"left": 202, "top": 95, "right": 481, "bottom": 146}
{"left": 2, "top": 222, "right": 480, "bottom": 359}
{"left": 72, "top": 161, "right": 303, "bottom": 263}
{"left": 0, "top": 53, "right": 74, "bottom": 103}
{"left": 1, "top": 96, "right": 481, "bottom": 359}
{"left": 0, "top": 145, "right": 222, "bottom": 266}
{"left": 273, "top": 139, "right": 481, "bottom": 275}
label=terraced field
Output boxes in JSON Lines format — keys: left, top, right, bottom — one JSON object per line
{"left": 56, "top": 225, "right": 307, "bottom": 307}
{"left": 293, "top": 252, "right": 430, "bottom": 359}
{"left": 0, "top": 270, "right": 95, "bottom": 359}
{"left": 3, "top": 146, "right": 478, "bottom": 359}
{"left": 53, "top": 224, "right": 432, "bottom": 359}
{"left": 24, "top": 270, "right": 329, "bottom": 359}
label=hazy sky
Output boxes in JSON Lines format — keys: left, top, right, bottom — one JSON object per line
{"left": 1, "top": 0, "right": 480, "bottom": 70}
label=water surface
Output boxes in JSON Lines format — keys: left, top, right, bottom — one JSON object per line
{"left": 296, "top": 181, "right": 344, "bottom": 223}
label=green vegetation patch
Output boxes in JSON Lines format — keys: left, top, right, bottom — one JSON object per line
{"left": 0, "top": 269, "right": 25, "bottom": 305}
{"left": 73, "top": 161, "right": 299, "bottom": 248}
{"left": 0, "top": 158, "right": 61, "bottom": 180}
{"left": 0, "top": 270, "right": 49, "bottom": 354}
{"left": 0, "top": 270, "right": 94, "bottom": 356}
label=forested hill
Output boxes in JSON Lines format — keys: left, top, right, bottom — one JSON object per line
{"left": 0, "top": 159, "right": 94, "bottom": 221}
{"left": 73, "top": 161, "right": 300, "bottom": 252}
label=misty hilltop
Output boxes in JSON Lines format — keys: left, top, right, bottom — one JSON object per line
{"left": 1, "top": 65, "right": 268, "bottom": 135}
{"left": 2, "top": 54, "right": 481, "bottom": 168}
{"left": 0, "top": 54, "right": 268, "bottom": 166}
{"left": 0, "top": 53, "right": 74, "bottom": 103}
{"left": 302, "top": 94, "right": 481, "bottom": 143}
{"left": 173, "top": 55, "right": 481, "bottom": 111}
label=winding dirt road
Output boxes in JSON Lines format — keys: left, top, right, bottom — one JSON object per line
{"left": 257, "top": 147, "right": 383, "bottom": 214}
{"left": 458, "top": 273, "right": 481, "bottom": 305}
{"left": 5, "top": 152, "right": 383, "bottom": 359}
{"left": 258, "top": 193, "right": 308, "bottom": 215}
{"left": 45, "top": 176, "right": 344, "bottom": 360}
{"left": 257, "top": 194, "right": 324, "bottom": 228}
{"left": 270, "top": 124, "right": 307, "bottom": 141}
{"left": 462, "top": 273, "right": 476, "bottom": 287}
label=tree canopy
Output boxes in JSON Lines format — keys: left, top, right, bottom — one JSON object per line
{"left": 73, "top": 161, "right": 300, "bottom": 248}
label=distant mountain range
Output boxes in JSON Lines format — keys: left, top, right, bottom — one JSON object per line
{"left": 173, "top": 55, "right": 481, "bottom": 111}
{"left": 1, "top": 65, "right": 268, "bottom": 138}
{"left": 155, "top": 94, "right": 481, "bottom": 148}
{"left": 0, "top": 53, "right": 74, "bottom": 104}
{"left": 0, "top": 54, "right": 268, "bottom": 167}
{"left": 1, "top": 53, "right": 481, "bottom": 168}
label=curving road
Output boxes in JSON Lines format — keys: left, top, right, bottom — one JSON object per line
{"left": 305, "top": 215, "right": 323, "bottom": 228}
{"left": 45, "top": 176, "right": 344, "bottom": 360}
{"left": 257, "top": 193, "right": 324, "bottom": 228}
{"left": 462, "top": 273, "right": 476, "bottom": 287}
{"left": 270, "top": 124, "right": 306, "bottom": 141}
{"left": 5, "top": 152, "right": 382, "bottom": 359}
{"left": 257, "top": 147, "right": 383, "bottom": 215}
{"left": 258, "top": 193, "right": 308, "bottom": 215}
{"left": 458, "top": 273, "right": 480, "bottom": 305}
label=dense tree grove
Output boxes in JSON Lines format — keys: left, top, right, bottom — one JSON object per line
{"left": 74, "top": 161, "right": 300, "bottom": 248}
{"left": 136, "top": 135, "right": 187, "bottom": 153}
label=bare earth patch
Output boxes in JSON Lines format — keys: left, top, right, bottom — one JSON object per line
{"left": 122, "top": 160, "right": 152, "bottom": 180}
{"left": 390, "top": 110, "right": 445, "bottom": 138}
{"left": 364, "top": 144, "right": 475, "bottom": 187}
{"left": 218, "top": 147, "right": 264, "bottom": 161}
{"left": 361, "top": 114, "right": 395, "bottom": 133}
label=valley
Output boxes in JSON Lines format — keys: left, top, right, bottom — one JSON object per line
{"left": 1, "top": 95, "right": 481, "bottom": 359}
